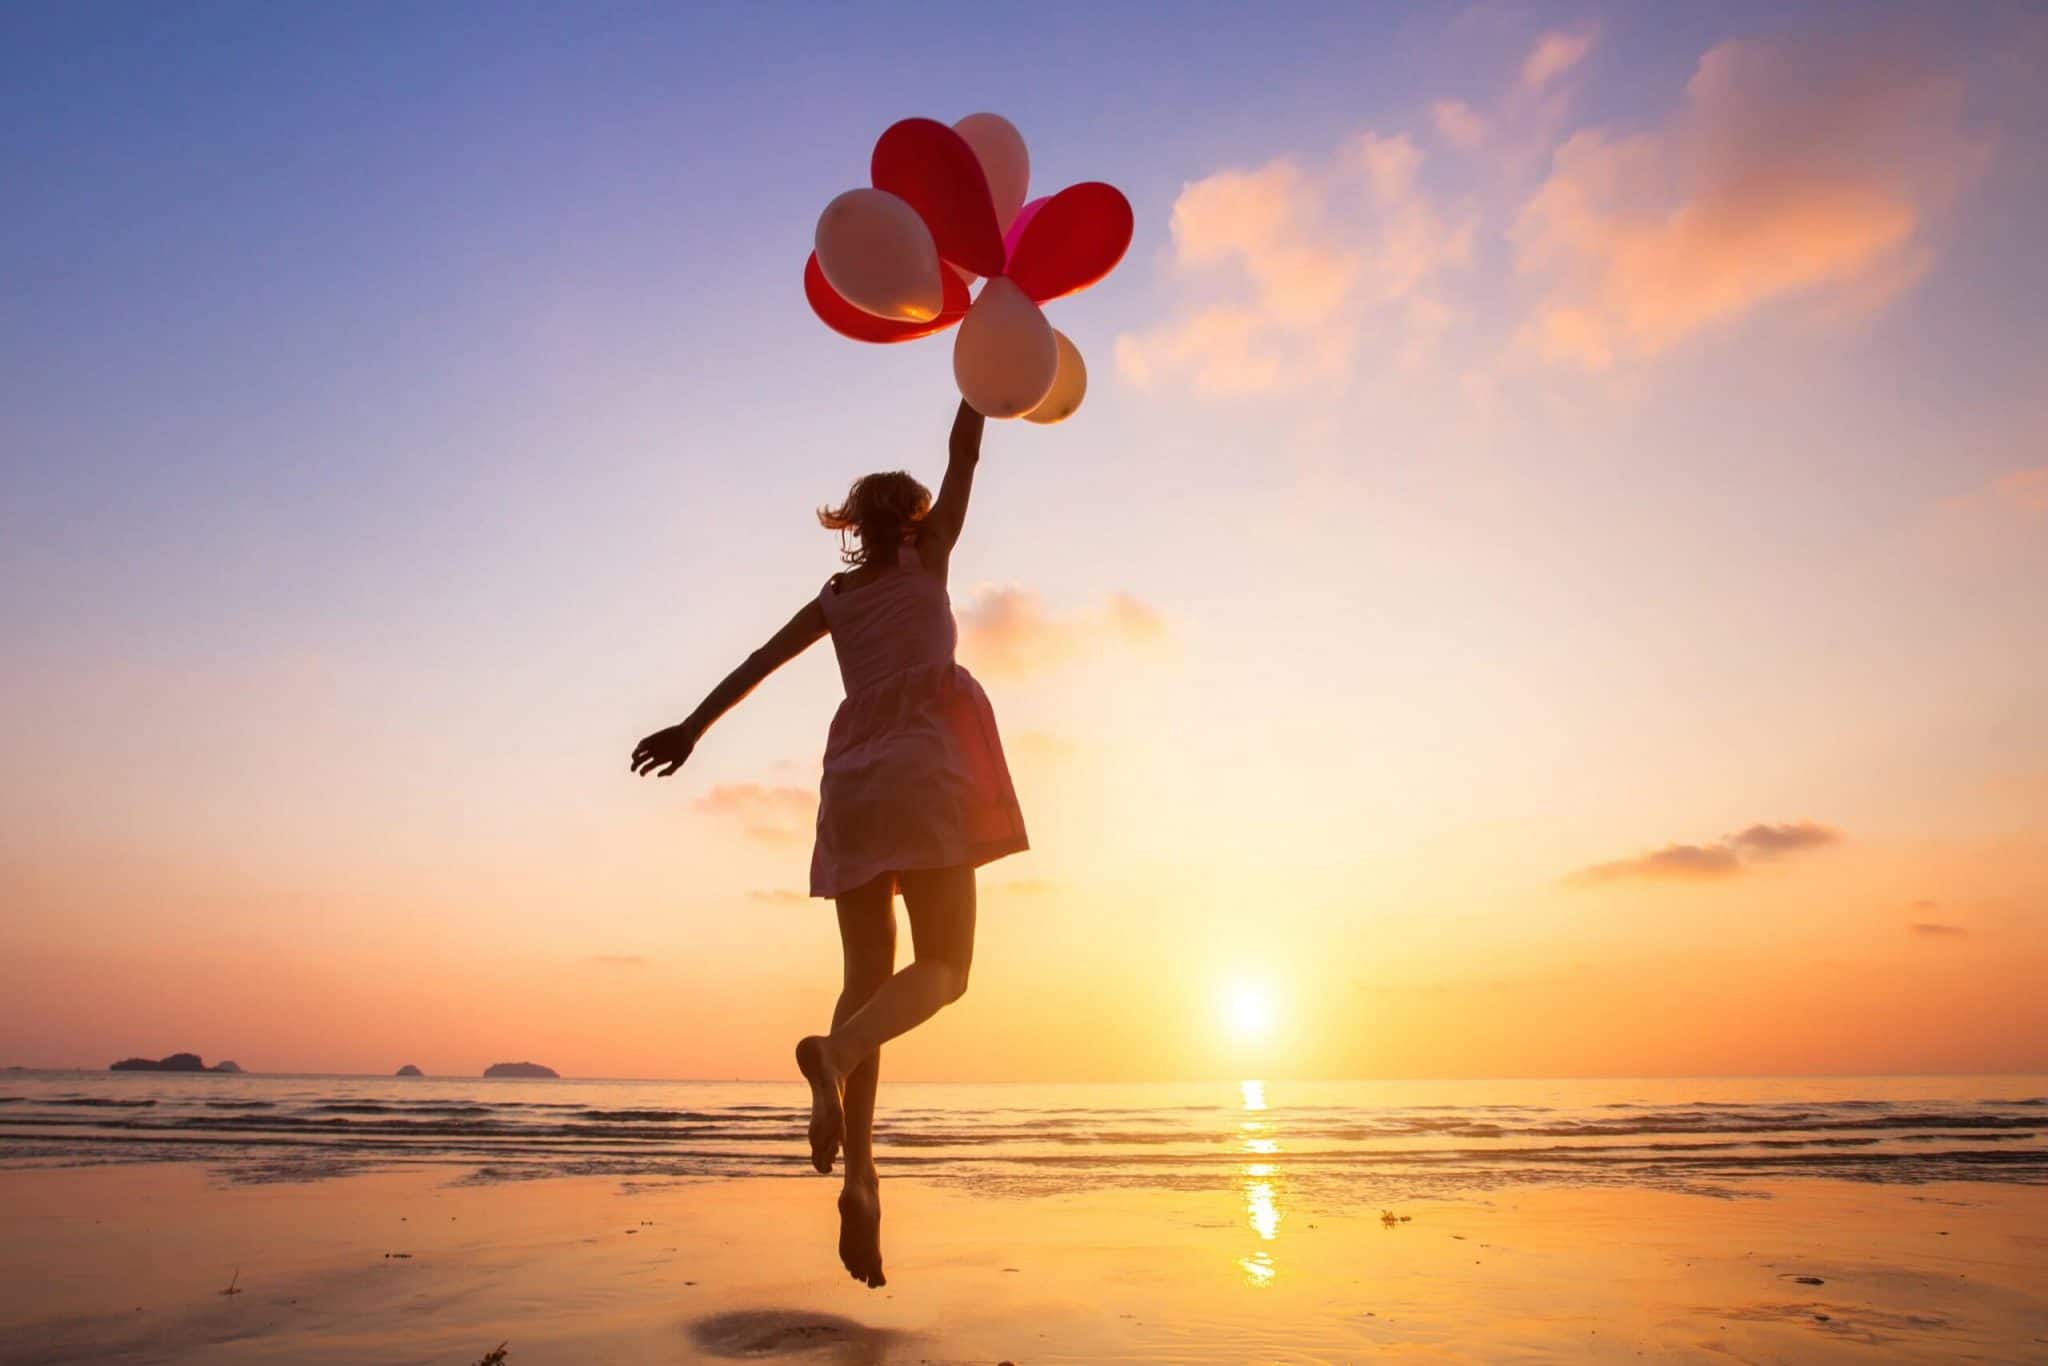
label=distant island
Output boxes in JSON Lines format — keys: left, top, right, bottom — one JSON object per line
{"left": 212, "top": 1060, "right": 243, "bottom": 1073}
{"left": 483, "top": 1061, "right": 558, "bottom": 1079}
{"left": 109, "top": 1052, "right": 242, "bottom": 1073}
{"left": 395, "top": 1064, "right": 424, "bottom": 1077}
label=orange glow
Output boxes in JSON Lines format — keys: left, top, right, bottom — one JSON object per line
{"left": 2, "top": 18, "right": 2043, "bottom": 1088}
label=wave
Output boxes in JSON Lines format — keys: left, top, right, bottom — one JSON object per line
{"left": 46, "top": 1097, "right": 157, "bottom": 1108}
{"left": 3, "top": 1078, "right": 2042, "bottom": 1194}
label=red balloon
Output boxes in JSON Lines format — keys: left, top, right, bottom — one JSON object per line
{"left": 805, "top": 252, "right": 968, "bottom": 343}
{"left": 871, "top": 118, "right": 1007, "bottom": 279}
{"left": 1004, "top": 182, "right": 1134, "bottom": 304}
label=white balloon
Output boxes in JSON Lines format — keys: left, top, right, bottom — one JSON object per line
{"left": 814, "top": 188, "right": 943, "bottom": 322}
{"left": 952, "top": 112, "right": 1030, "bottom": 235}
{"left": 953, "top": 277, "right": 1057, "bottom": 419}
{"left": 1023, "top": 329, "right": 1087, "bottom": 424}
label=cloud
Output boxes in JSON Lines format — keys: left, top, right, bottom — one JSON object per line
{"left": 1925, "top": 466, "right": 2048, "bottom": 569}
{"left": 1566, "top": 820, "right": 1842, "bottom": 887}
{"left": 956, "top": 587, "right": 1168, "bottom": 678}
{"left": 747, "top": 889, "right": 807, "bottom": 905}
{"left": 1521, "top": 26, "right": 1598, "bottom": 92}
{"left": 1727, "top": 821, "right": 1842, "bottom": 858}
{"left": 693, "top": 783, "right": 815, "bottom": 844}
{"left": 1938, "top": 466, "right": 2048, "bottom": 525}
{"left": 1996, "top": 467, "right": 2048, "bottom": 516}
{"left": 1567, "top": 842, "right": 1740, "bottom": 886}
{"left": 1909, "top": 922, "right": 1968, "bottom": 938}
{"left": 587, "top": 954, "right": 648, "bottom": 967}
{"left": 1430, "top": 99, "right": 1487, "bottom": 150}
{"left": 1115, "top": 132, "right": 1472, "bottom": 394}
{"left": 1514, "top": 35, "right": 1984, "bottom": 370}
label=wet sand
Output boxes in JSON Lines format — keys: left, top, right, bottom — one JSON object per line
{"left": 3, "top": 1164, "right": 2045, "bottom": 1363}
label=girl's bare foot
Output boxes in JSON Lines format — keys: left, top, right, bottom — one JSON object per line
{"left": 794, "top": 1036, "right": 844, "bottom": 1175}
{"left": 838, "top": 1178, "right": 885, "bottom": 1288}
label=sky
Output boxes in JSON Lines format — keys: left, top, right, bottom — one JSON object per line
{"left": 3, "top": 1, "right": 2045, "bottom": 1081}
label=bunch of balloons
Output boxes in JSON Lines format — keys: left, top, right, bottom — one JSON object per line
{"left": 807, "top": 114, "right": 1132, "bottom": 423}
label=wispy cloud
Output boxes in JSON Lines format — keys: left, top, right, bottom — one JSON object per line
{"left": 1114, "top": 132, "right": 1472, "bottom": 394}
{"left": 1938, "top": 467, "right": 2048, "bottom": 525}
{"left": 1727, "top": 822, "right": 1841, "bottom": 859}
{"left": 1430, "top": 98, "right": 1487, "bottom": 150}
{"left": 1520, "top": 26, "right": 1598, "bottom": 92}
{"left": 1926, "top": 466, "right": 2048, "bottom": 569}
{"left": 1514, "top": 35, "right": 1983, "bottom": 370}
{"left": 956, "top": 587, "right": 1168, "bottom": 678}
{"left": 1568, "top": 842, "right": 1740, "bottom": 885}
{"left": 693, "top": 783, "right": 815, "bottom": 844}
{"left": 1566, "top": 821, "right": 1841, "bottom": 887}
{"left": 747, "top": 889, "right": 807, "bottom": 905}
{"left": 587, "top": 954, "right": 649, "bottom": 967}
{"left": 1909, "top": 922, "right": 1969, "bottom": 938}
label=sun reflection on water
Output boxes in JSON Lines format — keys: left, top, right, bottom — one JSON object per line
{"left": 1235, "top": 1079, "right": 1283, "bottom": 1286}
{"left": 1245, "top": 1175, "right": 1280, "bottom": 1240}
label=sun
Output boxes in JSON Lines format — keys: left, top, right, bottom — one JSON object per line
{"left": 1221, "top": 980, "right": 1276, "bottom": 1041}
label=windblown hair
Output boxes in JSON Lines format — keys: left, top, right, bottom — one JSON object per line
{"left": 818, "top": 470, "right": 932, "bottom": 568}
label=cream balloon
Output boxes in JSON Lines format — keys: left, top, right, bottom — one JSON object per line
{"left": 953, "top": 277, "right": 1057, "bottom": 419}
{"left": 814, "top": 188, "right": 944, "bottom": 322}
{"left": 952, "top": 112, "right": 1031, "bottom": 235}
{"left": 1023, "top": 329, "right": 1087, "bottom": 424}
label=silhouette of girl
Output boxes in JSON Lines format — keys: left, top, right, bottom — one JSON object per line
{"left": 631, "top": 400, "right": 1027, "bottom": 1287}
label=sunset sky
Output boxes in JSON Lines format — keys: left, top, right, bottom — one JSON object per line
{"left": 4, "top": 2, "right": 2045, "bottom": 1082}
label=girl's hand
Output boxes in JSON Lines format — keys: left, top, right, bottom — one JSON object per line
{"left": 630, "top": 721, "right": 698, "bottom": 777}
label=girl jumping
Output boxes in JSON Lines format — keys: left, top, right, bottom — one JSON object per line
{"left": 630, "top": 399, "right": 1027, "bottom": 1287}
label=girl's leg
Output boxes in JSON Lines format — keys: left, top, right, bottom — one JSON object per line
{"left": 803, "top": 874, "right": 894, "bottom": 1177}
{"left": 834, "top": 885, "right": 896, "bottom": 1185}
{"left": 798, "top": 865, "right": 975, "bottom": 1288}
{"left": 816, "top": 864, "right": 976, "bottom": 1076}
{"left": 827, "top": 876, "right": 895, "bottom": 1288}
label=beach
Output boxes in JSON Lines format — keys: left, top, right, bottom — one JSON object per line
{"left": 6, "top": 1160, "right": 2047, "bottom": 1363}
{"left": 5, "top": 1071, "right": 2048, "bottom": 1362}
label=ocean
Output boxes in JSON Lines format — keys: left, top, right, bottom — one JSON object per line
{"left": 2, "top": 1071, "right": 2042, "bottom": 1202}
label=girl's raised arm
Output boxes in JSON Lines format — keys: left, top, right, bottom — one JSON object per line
{"left": 631, "top": 596, "right": 828, "bottom": 777}
{"left": 917, "top": 400, "right": 984, "bottom": 565}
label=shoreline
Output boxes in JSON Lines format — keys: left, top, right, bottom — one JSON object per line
{"left": 5, "top": 1163, "right": 2046, "bottom": 1364}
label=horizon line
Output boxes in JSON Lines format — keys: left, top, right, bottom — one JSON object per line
{"left": 10, "top": 1066, "right": 2047, "bottom": 1085}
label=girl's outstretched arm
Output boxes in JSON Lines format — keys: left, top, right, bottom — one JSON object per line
{"left": 917, "top": 400, "right": 984, "bottom": 568}
{"left": 631, "top": 597, "right": 828, "bottom": 777}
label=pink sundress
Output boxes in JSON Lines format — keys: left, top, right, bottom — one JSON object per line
{"left": 809, "top": 542, "right": 1028, "bottom": 898}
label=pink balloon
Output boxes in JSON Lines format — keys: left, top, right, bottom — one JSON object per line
{"left": 1002, "top": 196, "right": 1049, "bottom": 266}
